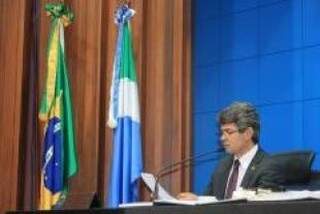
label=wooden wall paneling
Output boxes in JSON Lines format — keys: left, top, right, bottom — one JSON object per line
{"left": 171, "top": 0, "right": 185, "bottom": 194}
{"left": 0, "top": 0, "right": 28, "bottom": 213}
{"left": 143, "top": 0, "right": 168, "bottom": 180}
{"left": 97, "top": 0, "right": 112, "bottom": 205}
{"left": 170, "top": 0, "right": 192, "bottom": 194}
{"left": 100, "top": 0, "right": 118, "bottom": 206}
{"left": 162, "top": 0, "right": 176, "bottom": 194}
{"left": 142, "top": 0, "right": 175, "bottom": 195}
{"left": 141, "top": 0, "right": 192, "bottom": 196}
{"left": 163, "top": 0, "right": 177, "bottom": 181}
{"left": 181, "top": 0, "right": 192, "bottom": 192}
{"left": 20, "top": 0, "right": 39, "bottom": 210}
{"left": 64, "top": 0, "right": 102, "bottom": 198}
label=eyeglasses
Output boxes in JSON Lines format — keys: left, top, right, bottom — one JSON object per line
{"left": 219, "top": 129, "right": 239, "bottom": 137}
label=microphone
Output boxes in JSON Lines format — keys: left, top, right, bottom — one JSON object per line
{"left": 152, "top": 147, "right": 225, "bottom": 201}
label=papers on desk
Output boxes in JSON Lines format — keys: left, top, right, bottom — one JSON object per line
{"left": 141, "top": 172, "right": 246, "bottom": 205}
{"left": 233, "top": 188, "right": 320, "bottom": 202}
{"left": 155, "top": 196, "right": 246, "bottom": 206}
{"left": 154, "top": 196, "right": 218, "bottom": 205}
{"left": 249, "top": 190, "right": 320, "bottom": 201}
{"left": 119, "top": 197, "right": 244, "bottom": 208}
{"left": 119, "top": 202, "right": 153, "bottom": 208}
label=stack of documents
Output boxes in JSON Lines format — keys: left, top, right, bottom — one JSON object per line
{"left": 233, "top": 188, "right": 320, "bottom": 201}
{"left": 249, "top": 190, "right": 320, "bottom": 201}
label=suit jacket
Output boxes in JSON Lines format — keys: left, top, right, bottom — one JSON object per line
{"left": 205, "top": 149, "right": 284, "bottom": 199}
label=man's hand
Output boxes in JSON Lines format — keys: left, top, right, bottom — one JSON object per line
{"left": 176, "top": 192, "right": 198, "bottom": 201}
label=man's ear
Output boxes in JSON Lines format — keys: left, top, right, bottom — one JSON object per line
{"left": 245, "top": 127, "right": 254, "bottom": 140}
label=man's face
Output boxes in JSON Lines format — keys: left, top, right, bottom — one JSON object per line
{"left": 220, "top": 123, "right": 253, "bottom": 157}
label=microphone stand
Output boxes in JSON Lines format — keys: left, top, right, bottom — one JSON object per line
{"left": 152, "top": 148, "right": 225, "bottom": 201}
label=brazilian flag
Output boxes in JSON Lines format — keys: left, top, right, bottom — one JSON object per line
{"left": 39, "top": 3, "right": 78, "bottom": 210}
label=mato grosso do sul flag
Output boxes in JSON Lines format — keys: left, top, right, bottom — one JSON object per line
{"left": 39, "top": 3, "right": 78, "bottom": 210}
{"left": 107, "top": 4, "right": 143, "bottom": 207}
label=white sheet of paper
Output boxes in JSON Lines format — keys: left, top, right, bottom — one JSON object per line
{"left": 141, "top": 172, "right": 176, "bottom": 200}
{"left": 119, "top": 201, "right": 153, "bottom": 208}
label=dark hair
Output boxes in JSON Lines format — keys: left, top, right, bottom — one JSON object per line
{"left": 218, "top": 102, "right": 260, "bottom": 143}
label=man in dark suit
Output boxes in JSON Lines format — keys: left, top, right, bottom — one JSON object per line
{"left": 179, "top": 102, "right": 283, "bottom": 200}
{"left": 204, "top": 102, "right": 283, "bottom": 199}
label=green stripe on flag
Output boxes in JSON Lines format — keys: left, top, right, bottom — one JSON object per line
{"left": 59, "top": 38, "right": 78, "bottom": 177}
{"left": 120, "top": 23, "right": 137, "bottom": 81}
